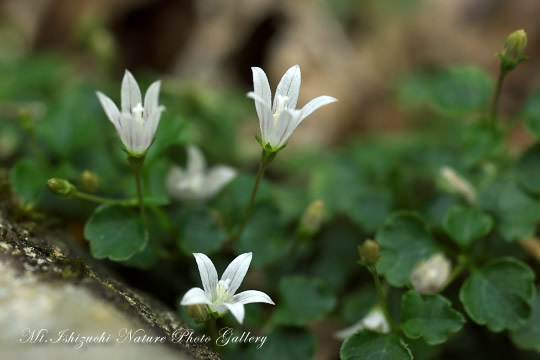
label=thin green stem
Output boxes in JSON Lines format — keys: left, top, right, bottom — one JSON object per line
{"left": 489, "top": 68, "right": 508, "bottom": 128}
{"left": 207, "top": 318, "right": 218, "bottom": 349}
{"left": 442, "top": 256, "right": 468, "bottom": 290}
{"left": 74, "top": 190, "right": 135, "bottom": 205}
{"left": 369, "top": 266, "right": 394, "bottom": 332}
{"left": 133, "top": 167, "right": 148, "bottom": 230}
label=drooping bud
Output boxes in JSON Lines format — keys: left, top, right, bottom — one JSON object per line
{"left": 439, "top": 166, "right": 476, "bottom": 204}
{"left": 47, "top": 178, "right": 76, "bottom": 197}
{"left": 187, "top": 304, "right": 210, "bottom": 323}
{"left": 410, "top": 253, "right": 451, "bottom": 295}
{"left": 79, "top": 170, "right": 99, "bottom": 192}
{"left": 297, "top": 200, "right": 325, "bottom": 239}
{"left": 498, "top": 29, "right": 528, "bottom": 71}
{"left": 358, "top": 239, "right": 380, "bottom": 266}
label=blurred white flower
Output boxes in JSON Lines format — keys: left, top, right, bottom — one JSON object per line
{"left": 96, "top": 70, "right": 164, "bottom": 156}
{"left": 335, "top": 307, "right": 390, "bottom": 340}
{"left": 410, "top": 253, "right": 452, "bottom": 295}
{"left": 247, "top": 64, "right": 337, "bottom": 150}
{"left": 440, "top": 166, "right": 476, "bottom": 204}
{"left": 181, "top": 252, "right": 274, "bottom": 324}
{"left": 167, "top": 145, "right": 236, "bottom": 202}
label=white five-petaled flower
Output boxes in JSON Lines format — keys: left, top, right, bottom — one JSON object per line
{"left": 181, "top": 252, "right": 274, "bottom": 324}
{"left": 248, "top": 64, "right": 337, "bottom": 150}
{"left": 96, "top": 70, "right": 165, "bottom": 156}
{"left": 167, "top": 145, "right": 236, "bottom": 202}
{"left": 335, "top": 307, "right": 390, "bottom": 340}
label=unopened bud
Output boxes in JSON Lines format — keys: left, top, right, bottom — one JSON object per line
{"left": 298, "top": 200, "right": 325, "bottom": 238}
{"left": 47, "top": 178, "right": 76, "bottom": 197}
{"left": 358, "top": 239, "right": 380, "bottom": 266}
{"left": 79, "top": 170, "right": 99, "bottom": 192}
{"left": 410, "top": 253, "right": 451, "bottom": 295}
{"left": 498, "top": 29, "right": 528, "bottom": 71}
{"left": 440, "top": 166, "right": 476, "bottom": 204}
{"left": 18, "top": 109, "right": 34, "bottom": 133}
{"left": 187, "top": 304, "right": 210, "bottom": 323}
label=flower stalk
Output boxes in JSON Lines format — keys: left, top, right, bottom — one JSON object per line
{"left": 368, "top": 265, "right": 394, "bottom": 333}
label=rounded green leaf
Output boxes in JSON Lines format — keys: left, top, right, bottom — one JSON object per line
{"left": 522, "top": 89, "right": 540, "bottom": 139}
{"left": 443, "top": 206, "right": 493, "bottom": 248}
{"left": 376, "top": 212, "right": 439, "bottom": 287}
{"left": 459, "top": 257, "right": 535, "bottom": 332}
{"left": 510, "top": 285, "right": 540, "bottom": 352}
{"left": 274, "top": 275, "right": 336, "bottom": 326}
{"left": 340, "top": 330, "right": 413, "bottom": 360}
{"left": 10, "top": 158, "right": 46, "bottom": 205}
{"left": 178, "top": 209, "right": 227, "bottom": 255}
{"left": 517, "top": 143, "right": 540, "bottom": 196}
{"left": 84, "top": 204, "right": 148, "bottom": 261}
{"left": 400, "top": 290, "right": 465, "bottom": 345}
{"left": 247, "top": 328, "right": 315, "bottom": 360}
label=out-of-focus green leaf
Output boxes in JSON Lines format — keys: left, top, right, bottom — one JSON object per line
{"left": 459, "top": 257, "right": 535, "bottom": 332}
{"left": 510, "top": 285, "right": 540, "bottom": 352}
{"left": 340, "top": 330, "right": 413, "bottom": 360}
{"left": 443, "top": 206, "right": 493, "bottom": 248}
{"left": 10, "top": 158, "right": 47, "bottom": 205}
{"left": 247, "top": 328, "right": 314, "bottom": 360}
{"left": 178, "top": 208, "right": 227, "bottom": 255}
{"left": 516, "top": 143, "right": 540, "bottom": 196}
{"left": 274, "top": 275, "right": 336, "bottom": 326}
{"left": 522, "top": 89, "right": 540, "bottom": 139}
{"left": 341, "top": 288, "right": 378, "bottom": 325}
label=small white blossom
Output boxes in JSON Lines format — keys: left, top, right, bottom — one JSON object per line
{"left": 410, "top": 253, "right": 452, "bottom": 295}
{"left": 167, "top": 145, "right": 236, "bottom": 202}
{"left": 248, "top": 64, "right": 337, "bottom": 150}
{"left": 335, "top": 307, "right": 390, "bottom": 340}
{"left": 96, "top": 70, "right": 165, "bottom": 156}
{"left": 440, "top": 166, "right": 476, "bottom": 204}
{"left": 181, "top": 252, "right": 274, "bottom": 324}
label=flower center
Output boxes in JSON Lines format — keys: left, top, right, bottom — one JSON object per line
{"left": 273, "top": 95, "right": 289, "bottom": 123}
{"left": 133, "top": 103, "right": 145, "bottom": 128}
{"left": 215, "top": 278, "right": 231, "bottom": 304}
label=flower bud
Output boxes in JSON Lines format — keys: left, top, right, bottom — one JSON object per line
{"left": 298, "top": 200, "right": 325, "bottom": 239}
{"left": 410, "top": 253, "right": 451, "bottom": 295}
{"left": 498, "top": 29, "right": 528, "bottom": 71}
{"left": 47, "top": 178, "right": 76, "bottom": 197}
{"left": 187, "top": 304, "right": 210, "bottom": 323}
{"left": 79, "top": 170, "right": 99, "bottom": 192}
{"left": 440, "top": 166, "right": 476, "bottom": 204}
{"left": 17, "top": 109, "right": 34, "bottom": 133}
{"left": 358, "top": 239, "right": 380, "bottom": 266}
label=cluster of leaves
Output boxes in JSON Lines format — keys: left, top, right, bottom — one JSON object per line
{"left": 2, "top": 50, "right": 540, "bottom": 359}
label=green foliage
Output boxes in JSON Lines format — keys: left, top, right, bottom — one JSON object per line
{"left": 376, "top": 212, "right": 439, "bottom": 287}
{"left": 340, "top": 330, "right": 413, "bottom": 360}
{"left": 459, "top": 258, "right": 535, "bottom": 332}
{"left": 84, "top": 204, "right": 148, "bottom": 261}
{"left": 400, "top": 290, "right": 465, "bottom": 345}
{"left": 10, "top": 158, "right": 47, "bottom": 205}
{"left": 516, "top": 143, "right": 540, "bottom": 195}
{"left": 443, "top": 206, "right": 494, "bottom": 248}
{"left": 510, "top": 285, "right": 540, "bottom": 352}
{"left": 247, "top": 328, "right": 315, "bottom": 360}
{"left": 177, "top": 208, "right": 227, "bottom": 255}
{"left": 274, "top": 275, "right": 336, "bottom": 326}
{"left": 521, "top": 89, "right": 540, "bottom": 139}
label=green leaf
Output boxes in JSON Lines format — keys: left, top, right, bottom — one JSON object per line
{"left": 376, "top": 212, "right": 439, "bottom": 287}
{"left": 443, "top": 206, "right": 493, "bottom": 248}
{"left": 340, "top": 330, "right": 413, "bottom": 360}
{"left": 178, "top": 208, "right": 227, "bottom": 255}
{"left": 459, "top": 257, "right": 535, "bottom": 332}
{"left": 400, "top": 290, "right": 465, "bottom": 345}
{"left": 516, "top": 143, "right": 540, "bottom": 196}
{"left": 478, "top": 176, "right": 540, "bottom": 242}
{"left": 274, "top": 275, "right": 336, "bottom": 326}
{"left": 10, "top": 158, "right": 47, "bottom": 205}
{"left": 84, "top": 204, "right": 148, "bottom": 261}
{"left": 522, "top": 89, "right": 540, "bottom": 139}
{"left": 236, "top": 203, "right": 291, "bottom": 268}
{"left": 341, "top": 288, "right": 378, "bottom": 325}
{"left": 247, "top": 328, "right": 315, "bottom": 360}
{"left": 510, "top": 285, "right": 540, "bottom": 352}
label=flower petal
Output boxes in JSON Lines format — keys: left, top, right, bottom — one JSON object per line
{"left": 187, "top": 145, "right": 206, "bottom": 177}
{"left": 193, "top": 253, "right": 218, "bottom": 300}
{"left": 221, "top": 252, "right": 252, "bottom": 296}
{"left": 200, "top": 166, "right": 237, "bottom": 200}
{"left": 269, "top": 109, "right": 302, "bottom": 148}
{"left": 224, "top": 302, "right": 246, "bottom": 324}
{"left": 247, "top": 91, "right": 273, "bottom": 140}
{"left": 299, "top": 95, "right": 337, "bottom": 121}
{"left": 143, "top": 80, "right": 161, "bottom": 116}
{"left": 180, "top": 287, "right": 212, "bottom": 306}
{"left": 96, "top": 92, "right": 120, "bottom": 125}
{"left": 166, "top": 165, "right": 186, "bottom": 200}
{"left": 143, "top": 80, "right": 163, "bottom": 146}
{"left": 251, "top": 67, "right": 271, "bottom": 109}
{"left": 121, "top": 70, "right": 142, "bottom": 113}
{"left": 273, "top": 64, "right": 301, "bottom": 111}
{"left": 233, "top": 290, "right": 275, "bottom": 305}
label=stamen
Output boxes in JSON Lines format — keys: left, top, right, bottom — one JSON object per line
{"left": 273, "top": 95, "right": 290, "bottom": 123}
{"left": 133, "top": 103, "right": 145, "bottom": 128}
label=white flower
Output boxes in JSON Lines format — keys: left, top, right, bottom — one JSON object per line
{"left": 440, "top": 166, "right": 476, "bottom": 204}
{"left": 96, "top": 70, "right": 165, "bottom": 156}
{"left": 410, "top": 253, "right": 452, "bottom": 295}
{"left": 181, "top": 252, "right": 274, "bottom": 324}
{"left": 167, "top": 145, "right": 236, "bottom": 202}
{"left": 247, "top": 64, "right": 337, "bottom": 150}
{"left": 335, "top": 307, "right": 390, "bottom": 340}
